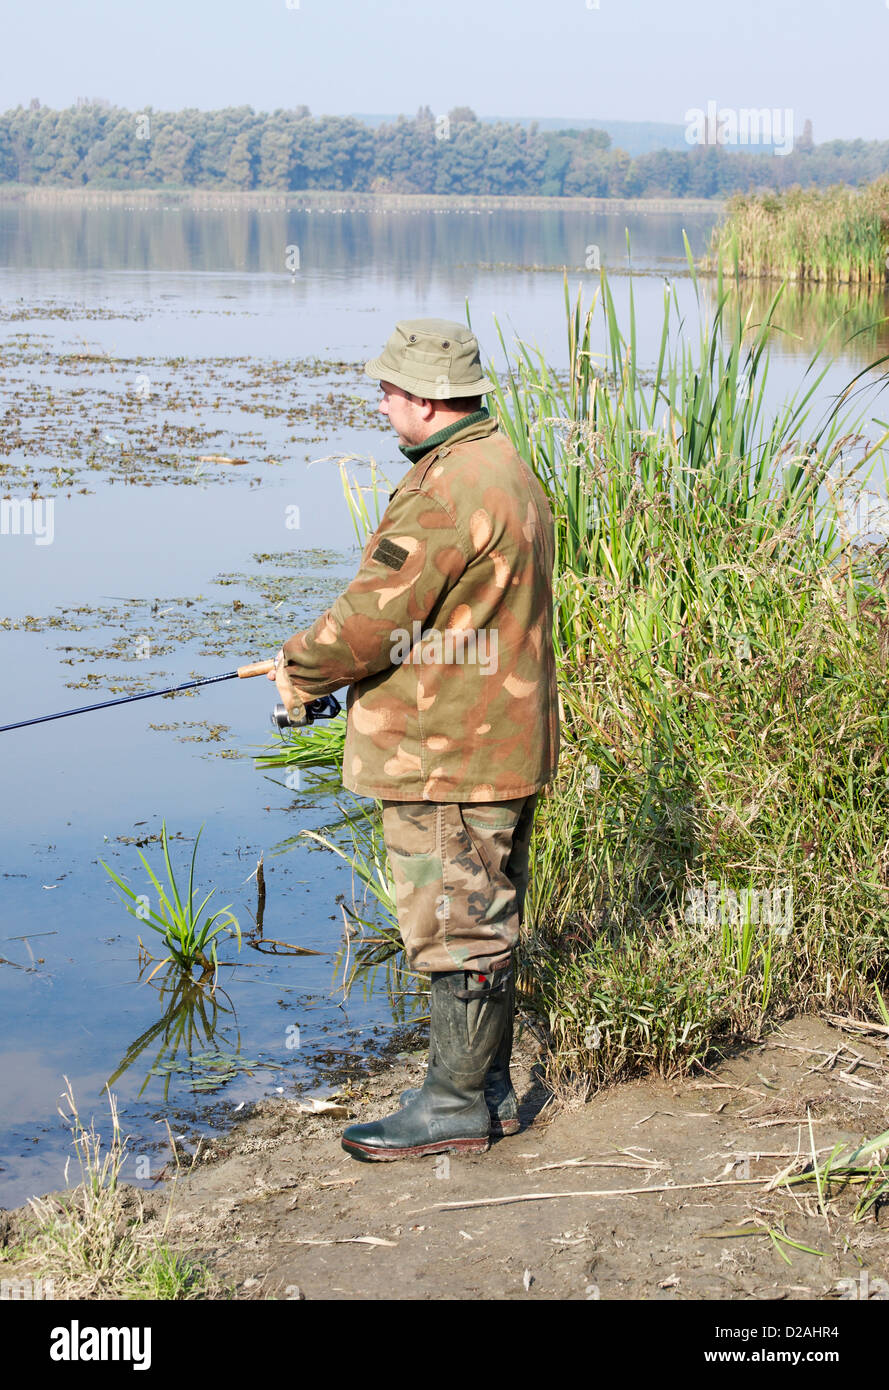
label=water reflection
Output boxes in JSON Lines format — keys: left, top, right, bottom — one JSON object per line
{"left": 107, "top": 962, "right": 280, "bottom": 1100}
{"left": 336, "top": 941, "right": 428, "bottom": 1028}
{"left": 0, "top": 204, "right": 717, "bottom": 279}
{"left": 703, "top": 276, "right": 889, "bottom": 364}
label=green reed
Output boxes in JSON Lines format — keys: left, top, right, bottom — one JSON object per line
{"left": 705, "top": 180, "right": 889, "bottom": 284}
{"left": 489, "top": 260, "right": 889, "bottom": 1087}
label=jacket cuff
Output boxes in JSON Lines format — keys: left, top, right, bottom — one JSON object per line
{"left": 280, "top": 634, "right": 340, "bottom": 701}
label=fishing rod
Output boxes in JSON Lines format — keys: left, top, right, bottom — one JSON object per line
{"left": 0, "top": 659, "right": 341, "bottom": 735}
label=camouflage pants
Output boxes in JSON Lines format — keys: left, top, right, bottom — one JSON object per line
{"left": 380, "top": 795, "right": 538, "bottom": 975}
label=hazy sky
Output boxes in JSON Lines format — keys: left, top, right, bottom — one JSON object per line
{"left": 2, "top": 0, "right": 884, "bottom": 142}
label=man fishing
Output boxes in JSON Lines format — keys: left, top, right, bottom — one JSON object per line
{"left": 269, "top": 318, "right": 559, "bottom": 1161}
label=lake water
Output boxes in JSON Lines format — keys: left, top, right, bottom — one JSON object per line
{"left": 1, "top": 202, "right": 887, "bottom": 1209}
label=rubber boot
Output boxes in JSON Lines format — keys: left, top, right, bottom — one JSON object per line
{"left": 398, "top": 967, "right": 520, "bottom": 1136}
{"left": 341, "top": 964, "right": 510, "bottom": 1162}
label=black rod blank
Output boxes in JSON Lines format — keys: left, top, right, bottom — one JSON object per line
{"left": 0, "top": 670, "right": 241, "bottom": 734}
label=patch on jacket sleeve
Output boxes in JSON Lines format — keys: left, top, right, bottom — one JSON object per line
{"left": 372, "top": 538, "right": 410, "bottom": 570}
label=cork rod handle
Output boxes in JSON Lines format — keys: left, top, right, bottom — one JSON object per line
{"left": 236, "top": 659, "right": 277, "bottom": 678}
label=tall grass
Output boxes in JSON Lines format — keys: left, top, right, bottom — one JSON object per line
{"left": 705, "top": 180, "right": 889, "bottom": 284}
{"left": 489, "top": 261, "right": 889, "bottom": 1085}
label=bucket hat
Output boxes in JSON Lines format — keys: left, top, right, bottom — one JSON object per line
{"left": 365, "top": 318, "right": 494, "bottom": 400}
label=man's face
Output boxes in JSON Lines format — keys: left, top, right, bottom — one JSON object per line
{"left": 377, "top": 381, "right": 430, "bottom": 446}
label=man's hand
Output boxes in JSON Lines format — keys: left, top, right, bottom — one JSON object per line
{"left": 266, "top": 647, "right": 316, "bottom": 722}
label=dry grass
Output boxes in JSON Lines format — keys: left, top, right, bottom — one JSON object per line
{"left": 0, "top": 1078, "right": 218, "bottom": 1299}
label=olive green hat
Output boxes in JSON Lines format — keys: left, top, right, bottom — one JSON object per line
{"left": 365, "top": 318, "right": 494, "bottom": 400}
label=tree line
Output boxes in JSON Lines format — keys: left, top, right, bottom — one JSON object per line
{"left": 2, "top": 103, "right": 888, "bottom": 199}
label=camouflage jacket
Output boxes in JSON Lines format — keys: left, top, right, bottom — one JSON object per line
{"left": 280, "top": 414, "right": 559, "bottom": 802}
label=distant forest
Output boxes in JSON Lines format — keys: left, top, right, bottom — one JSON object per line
{"left": 3, "top": 103, "right": 889, "bottom": 198}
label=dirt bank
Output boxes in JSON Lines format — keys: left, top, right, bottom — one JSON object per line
{"left": 75, "top": 1012, "right": 889, "bottom": 1301}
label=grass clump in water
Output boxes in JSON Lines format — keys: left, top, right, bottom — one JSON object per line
{"left": 101, "top": 820, "right": 241, "bottom": 986}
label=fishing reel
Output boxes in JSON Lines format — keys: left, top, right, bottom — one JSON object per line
{"left": 271, "top": 693, "right": 342, "bottom": 732}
